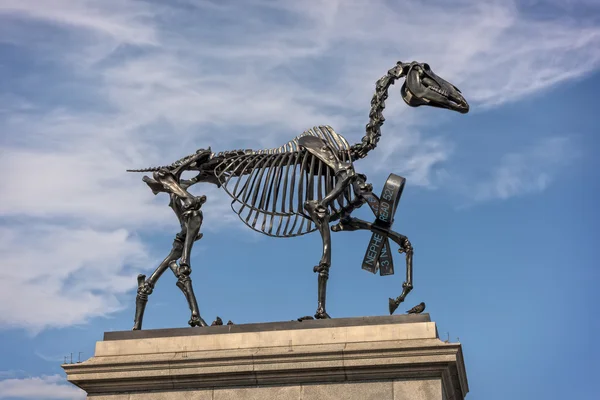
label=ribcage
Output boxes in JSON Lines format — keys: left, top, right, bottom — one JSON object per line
{"left": 213, "top": 126, "right": 357, "bottom": 237}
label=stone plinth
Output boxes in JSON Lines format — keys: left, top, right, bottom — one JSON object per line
{"left": 62, "top": 314, "right": 468, "bottom": 400}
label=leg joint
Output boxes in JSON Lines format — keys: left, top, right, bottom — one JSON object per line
{"left": 400, "top": 238, "right": 413, "bottom": 254}
{"left": 313, "top": 263, "right": 330, "bottom": 278}
{"left": 177, "top": 264, "right": 192, "bottom": 281}
{"left": 182, "top": 208, "right": 202, "bottom": 221}
{"left": 136, "top": 274, "right": 154, "bottom": 296}
{"left": 304, "top": 200, "right": 330, "bottom": 222}
{"left": 183, "top": 195, "right": 206, "bottom": 213}
{"left": 137, "top": 283, "right": 153, "bottom": 298}
{"left": 174, "top": 232, "right": 186, "bottom": 244}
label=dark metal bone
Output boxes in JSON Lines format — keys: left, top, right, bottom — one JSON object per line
{"left": 127, "top": 61, "right": 469, "bottom": 329}
{"left": 132, "top": 192, "right": 209, "bottom": 330}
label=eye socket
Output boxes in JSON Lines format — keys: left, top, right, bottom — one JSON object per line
{"left": 423, "top": 63, "right": 430, "bottom": 71}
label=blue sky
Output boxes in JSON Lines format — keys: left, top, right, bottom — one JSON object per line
{"left": 0, "top": 0, "right": 599, "bottom": 399}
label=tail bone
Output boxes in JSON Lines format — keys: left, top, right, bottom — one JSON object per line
{"left": 126, "top": 166, "right": 167, "bottom": 173}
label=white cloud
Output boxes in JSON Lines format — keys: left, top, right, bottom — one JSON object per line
{"left": 0, "top": 0, "right": 597, "bottom": 332}
{"left": 0, "top": 224, "right": 151, "bottom": 333}
{"left": 0, "top": 0, "right": 158, "bottom": 45}
{"left": 472, "top": 136, "right": 578, "bottom": 202}
{"left": 0, "top": 374, "right": 85, "bottom": 400}
{"left": 0, "top": 146, "right": 169, "bottom": 229}
{"left": 365, "top": 128, "right": 454, "bottom": 188}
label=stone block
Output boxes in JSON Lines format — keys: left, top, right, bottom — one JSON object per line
{"left": 213, "top": 386, "right": 301, "bottom": 400}
{"left": 394, "top": 379, "right": 445, "bottom": 400}
{"left": 63, "top": 315, "right": 468, "bottom": 400}
{"left": 301, "top": 381, "right": 393, "bottom": 400}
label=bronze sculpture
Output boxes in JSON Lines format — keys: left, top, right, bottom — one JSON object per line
{"left": 127, "top": 61, "right": 469, "bottom": 330}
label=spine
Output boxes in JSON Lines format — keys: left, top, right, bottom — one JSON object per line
{"left": 350, "top": 62, "right": 406, "bottom": 161}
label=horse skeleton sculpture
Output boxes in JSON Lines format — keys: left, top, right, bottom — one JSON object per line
{"left": 127, "top": 61, "right": 469, "bottom": 330}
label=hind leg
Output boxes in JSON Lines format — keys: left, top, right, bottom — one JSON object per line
{"left": 173, "top": 196, "right": 208, "bottom": 328}
{"left": 133, "top": 232, "right": 185, "bottom": 330}
{"left": 169, "top": 258, "right": 208, "bottom": 328}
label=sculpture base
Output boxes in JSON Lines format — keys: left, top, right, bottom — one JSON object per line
{"left": 62, "top": 314, "right": 468, "bottom": 400}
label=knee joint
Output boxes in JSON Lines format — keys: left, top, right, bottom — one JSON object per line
{"left": 136, "top": 275, "right": 154, "bottom": 298}
{"left": 304, "top": 200, "right": 329, "bottom": 221}
{"left": 178, "top": 263, "right": 191, "bottom": 278}
{"left": 313, "top": 264, "right": 330, "bottom": 279}
{"left": 403, "top": 238, "right": 413, "bottom": 254}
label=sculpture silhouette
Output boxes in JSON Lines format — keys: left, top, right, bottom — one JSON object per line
{"left": 127, "top": 61, "right": 469, "bottom": 330}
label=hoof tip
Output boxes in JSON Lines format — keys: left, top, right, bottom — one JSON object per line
{"left": 389, "top": 298, "right": 400, "bottom": 315}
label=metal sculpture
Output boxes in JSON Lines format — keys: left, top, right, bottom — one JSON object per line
{"left": 127, "top": 61, "right": 469, "bottom": 330}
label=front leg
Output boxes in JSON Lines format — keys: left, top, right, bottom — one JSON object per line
{"left": 304, "top": 199, "right": 332, "bottom": 320}
{"left": 388, "top": 235, "right": 413, "bottom": 315}
{"left": 304, "top": 168, "right": 357, "bottom": 320}
{"left": 330, "top": 173, "right": 373, "bottom": 225}
{"left": 331, "top": 216, "right": 414, "bottom": 315}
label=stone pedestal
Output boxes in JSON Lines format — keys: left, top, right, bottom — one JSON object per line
{"left": 63, "top": 314, "right": 468, "bottom": 400}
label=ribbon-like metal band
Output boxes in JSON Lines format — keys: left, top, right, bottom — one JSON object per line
{"left": 362, "top": 173, "right": 406, "bottom": 276}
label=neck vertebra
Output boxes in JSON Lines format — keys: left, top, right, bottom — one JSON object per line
{"left": 349, "top": 62, "right": 407, "bottom": 161}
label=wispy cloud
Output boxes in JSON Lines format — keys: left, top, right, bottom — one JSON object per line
{"left": 34, "top": 351, "right": 69, "bottom": 363}
{"left": 0, "top": 0, "right": 598, "bottom": 332}
{"left": 367, "top": 129, "right": 455, "bottom": 188}
{"left": 0, "top": 225, "right": 150, "bottom": 333}
{"left": 0, "top": 370, "right": 28, "bottom": 379}
{"left": 0, "top": 0, "right": 158, "bottom": 46}
{"left": 471, "top": 136, "right": 579, "bottom": 202}
{"left": 0, "top": 374, "right": 84, "bottom": 400}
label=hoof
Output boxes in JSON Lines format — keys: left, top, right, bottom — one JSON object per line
{"left": 389, "top": 298, "right": 401, "bottom": 315}
{"left": 211, "top": 316, "right": 223, "bottom": 326}
{"left": 314, "top": 311, "right": 331, "bottom": 319}
{"left": 297, "top": 315, "right": 314, "bottom": 322}
{"left": 189, "top": 315, "right": 208, "bottom": 327}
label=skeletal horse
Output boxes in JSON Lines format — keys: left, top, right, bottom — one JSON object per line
{"left": 127, "top": 61, "right": 469, "bottom": 330}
